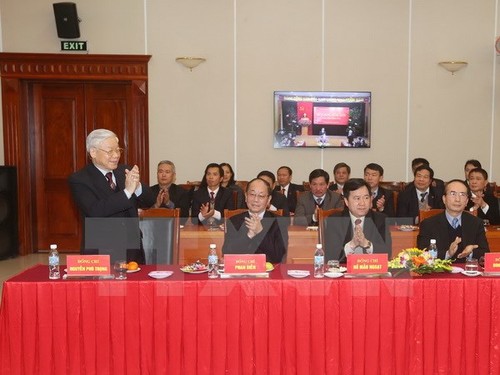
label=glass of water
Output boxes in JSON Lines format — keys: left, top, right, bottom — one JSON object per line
{"left": 465, "top": 258, "right": 479, "bottom": 274}
{"left": 114, "top": 260, "right": 128, "bottom": 280}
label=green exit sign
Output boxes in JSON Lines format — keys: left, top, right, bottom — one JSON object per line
{"left": 60, "top": 41, "right": 87, "bottom": 51}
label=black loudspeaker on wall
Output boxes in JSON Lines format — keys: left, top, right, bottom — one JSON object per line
{"left": 53, "top": 2, "right": 80, "bottom": 39}
{"left": 0, "top": 167, "right": 18, "bottom": 260}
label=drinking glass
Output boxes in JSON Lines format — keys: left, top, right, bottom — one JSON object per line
{"left": 327, "top": 260, "right": 340, "bottom": 272}
{"left": 218, "top": 256, "right": 225, "bottom": 273}
{"left": 465, "top": 258, "right": 479, "bottom": 274}
{"left": 114, "top": 260, "right": 128, "bottom": 280}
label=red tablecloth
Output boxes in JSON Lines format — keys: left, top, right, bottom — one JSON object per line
{"left": 0, "top": 265, "right": 499, "bottom": 375}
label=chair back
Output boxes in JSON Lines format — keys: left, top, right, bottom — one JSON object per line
{"left": 235, "top": 180, "right": 248, "bottom": 192}
{"left": 138, "top": 208, "right": 180, "bottom": 264}
{"left": 380, "top": 181, "right": 405, "bottom": 192}
{"left": 418, "top": 209, "right": 444, "bottom": 223}
{"left": 318, "top": 208, "right": 343, "bottom": 246}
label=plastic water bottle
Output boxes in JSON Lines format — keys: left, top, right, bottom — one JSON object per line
{"left": 428, "top": 239, "right": 438, "bottom": 262}
{"left": 314, "top": 244, "right": 325, "bottom": 278}
{"left": 208, "top": 243, "right": 218, "bottom": 279}
{"left": 48, "top": 244, "right": 60, "bottom": 280}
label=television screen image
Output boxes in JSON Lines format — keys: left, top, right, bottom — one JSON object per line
{"left": 273, "top": 91, "right": 371, "bottom": 148}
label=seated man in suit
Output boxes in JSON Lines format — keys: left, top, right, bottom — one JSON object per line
{"left": 397, "top": 164, "right": 444, "bottom": 224}
{"left": 256, "top": 170, "right": 290, "bottom": 216}
{"left": 222, "top": 178, "right": 288, "bottom": 263}
{"left": 68, "top": 128, "right": 155, "bottom": 264}
{"left": 323, "top": 178, "right": 389, "bottom": 262}
{"left": 417, "top": 179, "right": 489, "bottom": 262}
{"left": 408, "top": 157, "right": 445, "bottom": 190}
{"left": 150, "top": 160, "right": 190, "bottom": 224}
{"left": 466, "top": 168, "right": 500, "bottom": 225}
{"left": 274, "top": 166, "right": 304, "bottom": 213}
{"left": 191, "top": 163, "right": 235, "bottom": 226}
{"left": 295, "top": 169, "right": 343, "bottom": 226}
{"left": 363, "top": 162, "right": 395, "bottom": 217}
{"left": 329, "top": 162, "right": 351, "bottom": 195}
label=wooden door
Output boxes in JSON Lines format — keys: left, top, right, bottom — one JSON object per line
{"left": 32, "top": 81, "right": 136, "bottom": 252}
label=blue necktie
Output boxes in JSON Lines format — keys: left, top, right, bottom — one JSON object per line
{"left": 452, "top": 217, "right": 459, "bottom": 229}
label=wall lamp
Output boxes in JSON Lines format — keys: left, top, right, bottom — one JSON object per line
{"left": 438, "top": 61, "right": 468, "bottom": 75}
{"left": 175, "top": 57, "right": 206, "bottom": 71}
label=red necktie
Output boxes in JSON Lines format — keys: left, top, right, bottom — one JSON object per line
{"left": 355, "top": 218, "right": 362, "bottom": 226}
{"left": 281, "top": 188, "right": 285, "bottom": 195}
{"left": 105, "top": 172, "right": 116, "bottom": 191}
{"left": 210, "top": 191, "right": 215, "bottom": 202}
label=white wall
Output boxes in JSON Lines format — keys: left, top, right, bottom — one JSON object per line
{"left": 0, "top": 0, "right": 499, "bottom": 185}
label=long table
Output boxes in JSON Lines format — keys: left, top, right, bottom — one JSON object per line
{"left": 1, "top": 265, "right": 499, "bottom": 374}
{"left": 180, "top": 225, "right": 500, "bottom": 264}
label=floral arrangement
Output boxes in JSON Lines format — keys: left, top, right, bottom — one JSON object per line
{"left": 388, "top": 248, "right": 453, "bottom": 275}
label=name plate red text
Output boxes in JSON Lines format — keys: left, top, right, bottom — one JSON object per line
{"left": 224, "top": 254, "right": 266, "bottom": 273}
{"left": 347, "top": 254, "right": 388, "bottom": 274}
{"left": 66, "top": 255, "right": 111, "bottom": 276}
{"left": 483, "top": 253, "right": 500, "bottom": 273}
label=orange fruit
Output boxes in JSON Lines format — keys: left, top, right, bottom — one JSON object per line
{"left": 127, "top": 261, "right": 139, "bottom": 270}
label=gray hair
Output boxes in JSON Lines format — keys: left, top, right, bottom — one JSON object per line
{"left": 157, "top": 160, "right": 176, "bottom": 174}
{"left": 86, "top": 129, "right": 119, "bottom": 153}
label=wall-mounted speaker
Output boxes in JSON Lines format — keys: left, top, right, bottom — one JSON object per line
{"left": 0, "top": 167, "right": 18, "bottom": 260}
{"left": 53, "top": 2, "right": 80, "bottom": 39}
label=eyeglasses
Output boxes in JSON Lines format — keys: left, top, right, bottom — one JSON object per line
{"left": 247, "top": 192, "right": 269, "bottom": 200}
{"left": 96, "top": 147, "right": 124, "bottom": 156}
{"left": 447, "top": 191, "right": 468, "bottom": 198}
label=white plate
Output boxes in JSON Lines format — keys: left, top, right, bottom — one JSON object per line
{"left": 287, "top": 270, "right": 310, "bottom": 278}
{"left": 148, "top": 271, "right": 174, "bottom": 279}
{"left": 461, "top": 270, "right": 482, "bottom": 277}
{"left": 127, "top": 268, "right": 141, "bottom": 273}
{"left": 451, "top": 266, "right": 463, "bottom": 274}
{"left": 399, "top": 225, "right": 417, "bottom": 232}
{"left": 324, "top": 272, "right": 344, "bottom": 278}
{"left": 327, "top": 266, "right": 347, "bottom": 273}
{"left": 306, "top": 226, "right": 318, "bottom": 231}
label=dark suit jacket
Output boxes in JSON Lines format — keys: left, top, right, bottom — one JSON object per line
{"left": 222, "top": 211, "right": 288, "bottom": 263}
{"left": 68, "top": 163, "right": 155, "bottom": 263}
{"left": 372, "top": 186, "right": 395, "bottom": 217}
{"left": 274, "top": 183, "right": 304, "bottom": 213}
{"left": 397, "top": 185, "right": 444, "bottom": 223}
{"left": 150, "top": 183, "right": 191, "bottom": 223}
{"left": 191, "top": 186, "right": 235, "bottom": 225}
{"left": 465, "top": 192, "right": 500, "bottom": 225}
{"left": 328, "top": 183, "right": 343, "bottom": 192}
{"left": 417, "top": 212, "right": 489, "bottom": 261}
{"left": 294, "top": 190, "right": 344, "bottom": 226}
{"left": 323, "top": 210, "right": 389, "bottom": 262}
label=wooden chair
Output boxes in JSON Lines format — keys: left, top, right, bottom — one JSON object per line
{"left": 138, "top": 208, "right": 180, "bottom": 264}
{"left": 302, "top": 181, "right": 311, "bottom": 191}
{"left": 235, "top": 180, "right": 248, "bottom": 192}
{"left": 380, "top": 181, "right": 405, "bottom": 192}
{"left": 418, "top": 209, "right": 444, "bottom": 223}
{"left": 318, "top": 208, "right": 343, "bottom": 246}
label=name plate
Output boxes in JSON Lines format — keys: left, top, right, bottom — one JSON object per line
{"left": 483, "top": 253, "right": 500, "bottom": 273}
{"left": 224, "top": 254, "right": 266, "bottom": 273}
{"left": 66, "top": 255, "right": 111, "bottom": 276}
{"left": 347, "top": 254, "right": 388, "bottom": 274}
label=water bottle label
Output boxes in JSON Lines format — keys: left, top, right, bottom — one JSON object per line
{"left": 49, "top": 255, "right": 59, "bottom": 266}
{"left": 314, "top": 256, "right": 324, "bottom": 266}
{"left": 208, "top": 255, "right": 218, "bottom": 265}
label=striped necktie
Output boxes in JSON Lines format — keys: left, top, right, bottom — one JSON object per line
{"left": 105, "top": 172, "right": 116, "bottom": 191}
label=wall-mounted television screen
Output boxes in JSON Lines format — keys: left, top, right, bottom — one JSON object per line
{"left": 273, "top": 91, "right": 371, "bottom": 148}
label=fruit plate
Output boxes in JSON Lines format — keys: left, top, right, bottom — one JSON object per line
{"left": 180, "top": 266, "right": 209, "bottom": 274}
{"left": 324, "top": 272, "right": 344, "bottom": 279}
{"left": 126, "top": 268, "right": 141, "bottom": 273}
{"left": 327, "top": 266, "right": 347, "bottom": 273}
{"left": 148, "top": 271, "right": 174, "bottom": 279}
{"left": 399, "top": 225, "right": 418, "bottom": 232}
{"left": 287, "top": 270, "right": 310, "bottom": 278}
{"left": 451, "top": 266, "right": 463, "bottom": 274}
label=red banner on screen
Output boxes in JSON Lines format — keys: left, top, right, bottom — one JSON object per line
{"left": 313, "top": 106, "right": 350, "bottom": 125}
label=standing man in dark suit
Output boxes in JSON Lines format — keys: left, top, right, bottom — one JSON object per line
{"left": 294, "top": 169, "right": 344, "bottom": 226}
{"left": 397, "top": 165, "right": 444, "bottom": 224}
{"left": 274, "top": 166, "right": 304, "bottom": 213}
{"left": 150, "top": 160, "right": 190, "bottom": 224}
{"left": 417, "top": 179, "right": 489, "bottom": 262}
{"left": 191, "top": 163, "right": 235, "bottom": 226}
{"left": 323, "top": 179, "right": 389, "bottom": 262}
{"left": 223, "top": 178, "right": 288, "bottom": 263}
{"left": 68, "top": 128, "right": 155, "bottom": 264}
{"left": 363, "top": 163, "right": 395, "bottom": 217}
